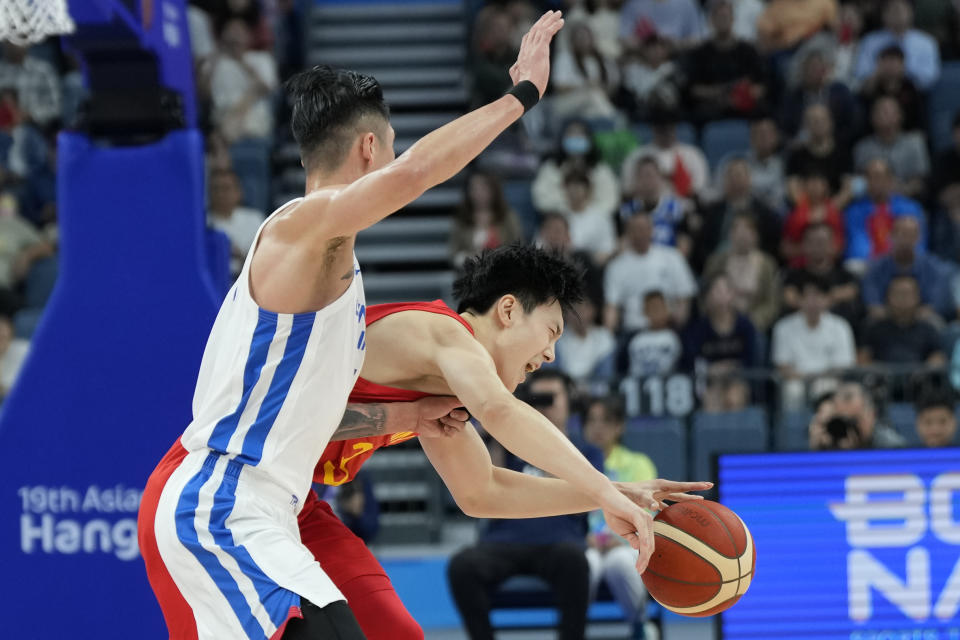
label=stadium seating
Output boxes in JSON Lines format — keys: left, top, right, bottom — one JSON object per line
{"left": 700, "top": 119, "right": 751, "bottom": 170}
{"left": 690, "top": 407, "right": 769, "bottom": 481}
{"left": 776, "top": 409, "right": 813, "bottom": 451}
{"left": 623, "top": 416, "right": 689, "bottom": 481}
{"left": 885, "top": 403, "right": 921, "bottom": 446}
{"left": 631, "top": 121, "right": 698, "bottom": 146}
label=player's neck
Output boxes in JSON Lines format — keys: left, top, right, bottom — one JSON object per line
{"left": 459, "top": 311, "right": 493, "bottom": 350}
{"left": 304, "top": 166, "right": 364, "bottom": 194}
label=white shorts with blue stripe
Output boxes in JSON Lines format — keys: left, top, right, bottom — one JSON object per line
{"left": 153, "top": 449, "right": 344, "bottom": 640}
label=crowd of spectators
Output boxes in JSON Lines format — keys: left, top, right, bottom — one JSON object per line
{"left": 459, "top": 0, "right": 960, "bottom": 426}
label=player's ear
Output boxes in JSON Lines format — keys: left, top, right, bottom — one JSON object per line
{"left": 496, "top": 295, "right": 518, "bottom": 328}
{"left": 360, "top": 132, "right": 377, "bottom": 166}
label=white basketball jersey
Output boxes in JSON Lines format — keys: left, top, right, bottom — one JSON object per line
{"left": 180, "top": 198, "right": 366, "bottom": 507}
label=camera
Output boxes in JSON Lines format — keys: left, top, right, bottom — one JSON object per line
{"left": 825, "top": 416, "right": 860, "bottom": 446}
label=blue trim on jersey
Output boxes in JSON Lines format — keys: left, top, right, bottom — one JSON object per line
{"left": 207, "top": 314, "right": 278, "bottom": 453}
{"left": 210, "top": 459, "right": 298, "bottom": 630}
{"left": 238, "top": 314, "right": 314, "bottom": 465}
{"left": 175, "top": 455, "right": 268, "bottom": 640}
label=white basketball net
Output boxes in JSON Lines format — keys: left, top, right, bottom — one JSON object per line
{"left": 0, "top": 0, "right": 75, "bottom": 46}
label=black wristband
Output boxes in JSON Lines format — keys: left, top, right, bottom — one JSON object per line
{"left": 506, "top": 80, "right": 540, "bottom": 114}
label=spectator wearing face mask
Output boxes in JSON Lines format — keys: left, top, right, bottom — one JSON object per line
{"left": 533, "top": 120, "right": 620, "bottom": 219}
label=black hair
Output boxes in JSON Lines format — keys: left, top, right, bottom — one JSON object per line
{"left": 563, "top": 169, "right": 592, "bottom": 188}
{"left": 643, "top": 289, "right": 666, "bottom": 303}
{"left": 803, "top": 222, "right": 834, "bottom": 238}
{"left": 879, "top": 44, "right": 905, "bottom": 60}
{"left": 528, "top": 367, "right": 573, "bottom": 391}
{"left": 539, "top": 211, "right": 570, "bottom": 230}
{"left": 453, "top": 243, "right": 585, "bottom": 315}
{"left": 952, "top": 109, "right": 960, "bottom": 130}
{"left": 587, "top": 394, "right": 626, "bottom": 424}
{"left": 915, "top": 387, "right": 957, "bottom": 415}
{"left": 285, "top": 65, "right": 390, "bottom": 172}
{"left": 887, "top": 273, "right": 919, "bottom": 296}
{"left": 798, "top": 272, "right": 831, "bottom": 295}
{"left": 813, "top": 390, "right": 835, "bottom": 411}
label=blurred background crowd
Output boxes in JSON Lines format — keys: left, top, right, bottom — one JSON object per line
{"left": 0, "top": 0, "right": 959, "bottom": 635}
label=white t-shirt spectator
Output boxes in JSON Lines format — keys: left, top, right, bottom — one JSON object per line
{"left": 533, "top": 161, "right": 620, "bottom": 218}
{"left": 772, "top": 311, "right": 856, "bottom": 375}
{"left": 210, "top": 52, "right": 278, "bottom": 140}
{"left": 557, "top": 327, "right": 616, "bottom": 381}
{"left": 563, "top": 206, "right": 617, "bottom": 257}
{"left": 187, "top": 6, "right": 216, "bottom": 60}
{"left": 628, "top": 328, "right": 682, "bottom": 376}
{"left": 604, "top": 245, "right": 697, "bottom": 331}
{"left": 208, "top": 207, "right": 265, "bottom": 275}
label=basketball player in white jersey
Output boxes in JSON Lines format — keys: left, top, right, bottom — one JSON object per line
{"left": 140, "top": 11, "right": 650, "bottom": 640}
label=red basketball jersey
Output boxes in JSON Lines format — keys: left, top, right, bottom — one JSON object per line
{"left": 313, "top": 300, "right": 473, "bottom": 486}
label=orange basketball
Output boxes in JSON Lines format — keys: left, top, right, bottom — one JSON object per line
{"left": 640, "top": 500, "right": 755, "bottom": 617}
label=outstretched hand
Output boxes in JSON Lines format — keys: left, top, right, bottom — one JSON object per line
{"left": 509, "top": 10, "right": 565, "bottom": 97}
{"left": 412, "top": 396, "right": 470, "bottom": 438}
{"left": 616, "top": 479, "right": 714, "bottom": 512}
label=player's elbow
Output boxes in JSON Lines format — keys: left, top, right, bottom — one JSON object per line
{"left": 391, "top": 150, "right": 434, "bottom": 198}
{"left": 472, "top": 397, "right": 518, "bottom": 434}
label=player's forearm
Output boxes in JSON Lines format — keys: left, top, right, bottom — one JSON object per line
{"left": 468, "top": 467, "right": 597, "bottom": 518}
{"left": 402, "top": 95, "right": 523, "bottom": 190}
{"left": 328, "top": 402, "right": 414, "bottom": 442}
{"left": 479, "top": 399, "right": 614, "bottom": 503}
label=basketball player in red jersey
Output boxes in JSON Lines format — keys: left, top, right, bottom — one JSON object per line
{"left": 300, "top": 245, "right": 712, "bottom": 639}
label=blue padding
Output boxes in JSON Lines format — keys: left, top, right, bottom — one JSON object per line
{"left": 0, "top": 129, "right": 222, "bottom": 639}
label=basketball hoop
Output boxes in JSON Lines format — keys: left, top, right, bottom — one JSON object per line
{"left": 0, "top": 0, "right": 75, "bottom": 46}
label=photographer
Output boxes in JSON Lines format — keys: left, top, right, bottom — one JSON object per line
{"left": 808, "top": 381, "right": 906, "bottom": 450}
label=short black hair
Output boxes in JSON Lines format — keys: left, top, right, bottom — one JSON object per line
{"left": 915, "top": 387, "right": 956, "bottom": 415}
{"left": 887, "top": 273, "right": 919, "bottom": 296}
{"left": 539, "top": 211, "right": 570, "bottom": 230}
{"left": 587, "top": 394, "right": 626, "bottom": 424}
{"left": 803, "top": 222, "right": 834, "bottom": 238}
{"left": 879, "top": 44, "right": 905, "bottom": 60}
{"left": 453, "top": 244, "right": 585, "bottom": 315}
{"left": 285, "top": 65, "right": 390, "bottom": 172}
{"left": 799, "top": 272, "right": 831, "bottom": 295}
{"left": 643, "top": 289, "right": 665, "bottom": 303}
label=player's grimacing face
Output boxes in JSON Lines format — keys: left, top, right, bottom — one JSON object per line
{"left": 495, "top": 299, "right": 564, "bottom": 392}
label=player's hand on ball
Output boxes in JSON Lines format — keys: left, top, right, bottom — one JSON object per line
{"left": 616, "top": 479, "right": 714, "bottom": 512}
{"left": 509, "top": 10, "right": 564, "bottom": 97}
{"left": 599, "top": 491, "right": 655, "bottom": 572}
{"left": 413, "top": 396, "right": 469, "bottom": 438}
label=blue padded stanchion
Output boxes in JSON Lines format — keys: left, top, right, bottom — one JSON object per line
{"left": 0, "top": 129, "right": 222, "bottom": 638}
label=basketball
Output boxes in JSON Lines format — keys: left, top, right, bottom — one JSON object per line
{"left": 641, "top": 500, "right": 755, "bottom": 617}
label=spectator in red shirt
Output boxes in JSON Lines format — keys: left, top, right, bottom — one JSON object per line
{"left": 782, "top": 172, "right": 845, "bottom": 266}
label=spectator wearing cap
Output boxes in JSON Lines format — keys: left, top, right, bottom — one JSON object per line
{"left": 844, "top": 157, "right": 925, "bottom": 265}
{"left": 785, "top": 104, "right": 854, "bottom": 210}
{"left": 620, "top": 156, "right": 697, "bottom": 256}
{"left": 686, "top": 0, "right": 768, "bottom": 122}
{"left": 533, "top": 120, "right": 620, "bottom": 220}
{"left": 773, "top": 273, "right": 856, "bottom": 380}
{"left": 854, "top": 97, "right": 929, "bottom": 199}
{"left": 861, "top": 215, "right": 954, "bottom": 324}
{"left": 693, "top": 157, "right": 781, "bottom": 273}
{"left": 914, "top": 388, "right": 958, "bottom": 447}
{"left": 604, "top": 210, "right": 697, "bottom": 334}
{"left": 619, "top": 0, "right": 707, "bottom": 50}
{"left": 858, "top": 45, "right": 924, "bottom": 132}
{"left": 854, "top": 0, "right": 941, "bottom": 90}
{"left": 621, "top": 113, "right": 710, "bottom": 199}
{"left": 779, "top": 48, "right": 859, "bottom": 145}
{"left": 703, "top": 211, "right": 781, "bottom": 332}
{"left": 859, "top": 275, "right": 946, "bottom": 366}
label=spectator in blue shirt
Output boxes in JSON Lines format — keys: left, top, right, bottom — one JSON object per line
{"left": 861, "top": 215, "right": 956, "bottom": 324}
{"left": 447, "top": 369, "right": 603, "bottom": 640}
{"left": 854, "top": 0, "right": 941, "bottom": 90}
{"left": 844, "top": 157, "right": 925, "bottom": 266}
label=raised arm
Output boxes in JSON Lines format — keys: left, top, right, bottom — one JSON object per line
{"left": 296, "top": 11, "right": 565, "bottom": 241}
